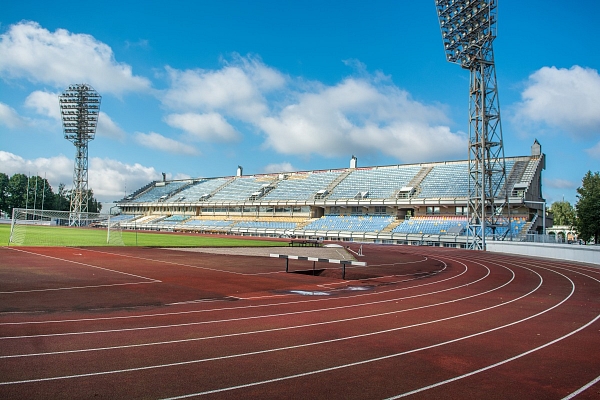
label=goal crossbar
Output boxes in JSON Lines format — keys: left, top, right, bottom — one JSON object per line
{"left": 9, "top": 208, "right": 124, "bottom": 246}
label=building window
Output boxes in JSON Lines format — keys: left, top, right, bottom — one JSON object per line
{"left": 426, "top": 206, "right": 440, "bottom": 215}
{"left": 455, "top": 206, "right": 467, "bottom": 216}
{"left": 351, "top": 206, "right": 363, "bottom": 215}
{"left": 374, "top": 206, "right": 387, "bottom": 215}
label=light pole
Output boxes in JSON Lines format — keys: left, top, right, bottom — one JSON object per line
{"left": 434, "top": 0, "right": 510, "bottom": 250}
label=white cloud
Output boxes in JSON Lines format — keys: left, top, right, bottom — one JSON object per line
{"left": 0, "top": 102, "right": 28, "bottom": 128}
{"left": 164, "top": 112, "right": 240, "bottom": 142}
{"left": 89, "top": 157, "right": 159, "bottom": 201}
{"left": 0, "top": 150, "right": 162, "bottom": 202}
{"left": 161, "top": 56, "right": 464, "bottom": 163}
{"left": 97, "top": 112, "right": 126, "bottom": 140}
{"left": 262, "top": 162, "right": 296, "bottom": 174}
{"left": 24, "top": 90, "right": 60, "bottom": 119}
{"left": 0, "top": 21, "right": 151, "bottom": 95}
{"left": 162, "top": 54, "right": 285, "bottom": 121}
{"left": 585, "top": 141, "right": 600, "bottom": 159}
{"left": 258, "top": 77, "right": 465, "bottom": 162}
{"left": 133, "top": 131, "right": 199, "bottom": 155}
{"left": 0, "top": 150, "right": 73, "bottom": 190}
{"left": 513, "top": 65, "right": 600, "bottom": 137}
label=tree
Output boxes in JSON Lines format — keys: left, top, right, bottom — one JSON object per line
{"left": 0, "top": 172, "right": 8, "bottom": 214}
{"left": 575, "top": 171, "right": 600, "bottom": 244}
{"left": 549, "top": 200, "right": 575, "bottom": 226}
{"left": 53, "top": 183, "right": 71, "bottom": 211}
{"left": 6, "top": 173, "right": 29, "bottom": 214}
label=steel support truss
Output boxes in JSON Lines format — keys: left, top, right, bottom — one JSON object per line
{"left": 435, "top": 0, "right": 510, "bottom": 250}
{"left": 59, "top": 84, "right": 101, "bottom": 226}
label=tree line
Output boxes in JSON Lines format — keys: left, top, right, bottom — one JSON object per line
{"left": 0, "top": 172, "right": 102, "bottom": 217}
{"left": 549, "top": 170, "right": 599, "bottom": 244}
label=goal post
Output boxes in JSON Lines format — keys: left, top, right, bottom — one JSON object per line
{"left": 9, "top": 208, "right": 124, "bottom": 246}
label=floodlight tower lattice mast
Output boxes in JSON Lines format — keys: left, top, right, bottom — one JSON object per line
{"left": 59, "top": 84, "right": 101, "bottom": 226}
{"left": 435, "top": 0, "right": 510, "bottom": 250}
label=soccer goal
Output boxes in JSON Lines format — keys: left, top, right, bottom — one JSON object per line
{"left": 8, "top": 208, "right": 124, "bottom": 246}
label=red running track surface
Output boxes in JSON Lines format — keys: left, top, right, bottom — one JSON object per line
{"left": 0, "top": 244, "right": 598, "bottom": 399}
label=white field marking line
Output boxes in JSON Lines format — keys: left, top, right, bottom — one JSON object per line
{"left": 0, "top": 258, "right": 484, "bottom": 339}
{"left": 313, "top": 270, "right": 446, "bottom": 291}
{"left": 383, "top": 260, "right": 600, "bottom": 399}
{"left": 5, "top": 247, "right": 160, "bottom": 283}
{"left": 351, "top": 256, "right": 430, "bottom": 268}
{"left": 80, "top": 247, "right": 270, "bottom": 276}
{"left": 0, "top": 259, "right": 513, "bottom": 359}
{"left": 0, "top": 261, "right": 535, "bottom": 385}
{"left": 562, "top": 375, "right": 600, "bottom": 400}
{"left": 0, "top": 256, "right": 454, "bottom": 326}
{"left": 0, "top": 281, "right": 158, "bottom": 295}
{"left": 158, "top": 265, "right": 577, "bottom": 398}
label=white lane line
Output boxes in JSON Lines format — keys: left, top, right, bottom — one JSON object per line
{"left": 79, "top": 247, "right": 262, "bottom": 276}
{"left": 0, "top": 281, "right": 158, "bottom": 294}
{"left": 5, "top": 248, "right": 160, "bottom": 283}
{"left": 157, "top": 267, "right": 578, "bottom": 399}
{"left": 0, "top": 261, "right": 513, "bottom": 359}
{"left": 0, "top": 259, "right": 481, "bottom": 339}
{"left": 561, "top": 375, "right": 600, "bottom": 400}
{"left": 383, "top": 260, "right": 600, "bottom": 399}
{"left": 0, "top": 263, "right": 540, "bottom": 385}
{"left": 0, "top": 257, "right": 455, "bottom": 326}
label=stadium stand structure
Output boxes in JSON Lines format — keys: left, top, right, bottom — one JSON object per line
{"left": 116, "top": 141, "right": 547, "bottom": 247}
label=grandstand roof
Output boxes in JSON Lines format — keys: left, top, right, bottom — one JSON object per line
{"left": 119, "top": 152, "right": 544, "bottom": 207}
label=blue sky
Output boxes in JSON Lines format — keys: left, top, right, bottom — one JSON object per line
{"left": 1, "top": 1, "right": 598, "bottom": 205}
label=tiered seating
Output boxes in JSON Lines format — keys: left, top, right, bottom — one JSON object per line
{"left": 416, "top": 164, "right": 469, "bottom": 198}
{"left": 181, "top": 219, "right": 234, "bottom": 229}
{"left": 234, "top": 221, "right": 297, "bottom": 229}
{"left": 165, "top": 178, "right": 230, "bottom": 202}
{"left": 479, "top": 215, "right": 528, "bottom": 238}
{"left": 262, "top": 171, "right": 342, "bottom": 200}
{"left": 107, "top": 214, "right": 138, "bottom": 223}
{"left": 303, "top": 215, "right": 394, "bottom": 232}
{"left": 328, "top": 166, "right": 421, "bottom": 199}
{"left": 209, "top": 176, "right": 274, "bottom": 201}
{"left": 159, "top": 215, "right": 190, "bottom": 224}
{"left": 392, "top": 216, "right": 468, "bottom": 235}
{"left": 130, "top": 181, "right": 189, "bottom": 202}
{"left": 392, "top": 215, "right": 528, "bottom": 237}
{"left": 417, "top": 160, "right": 516, "bottom": 199}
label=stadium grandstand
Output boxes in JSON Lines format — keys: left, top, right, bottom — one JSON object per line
{"left": 115, "top": 140, "right": 547, "bottom": 247}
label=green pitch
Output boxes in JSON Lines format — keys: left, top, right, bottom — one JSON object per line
{"left": 0, "top": 224, "right": 287, "bottom": 248}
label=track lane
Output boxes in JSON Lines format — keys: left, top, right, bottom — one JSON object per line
{"left": 0, "top": 245, "right": 597, "bottom": 399}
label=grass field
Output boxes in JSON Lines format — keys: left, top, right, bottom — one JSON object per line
{"left": 0, "top": 224, "right": 287, "bottom": 247}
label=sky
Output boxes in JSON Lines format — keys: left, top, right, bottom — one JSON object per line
{"left": 1, "top": 1, "right": 598, "bottom": 205}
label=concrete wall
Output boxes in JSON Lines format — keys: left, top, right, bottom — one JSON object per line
{"left": 486, "top": 241, "right": 599, "bottom": 266}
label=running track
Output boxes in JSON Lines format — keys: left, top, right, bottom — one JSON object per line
{"left": 0, "top": 244, "right": 598, "bottom": 399}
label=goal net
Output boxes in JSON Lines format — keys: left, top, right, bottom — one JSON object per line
{"left": 9, "top": 208, "right": 124, "bottom": 246}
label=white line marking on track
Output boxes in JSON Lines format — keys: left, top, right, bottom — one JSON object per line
{"left": 5, "top": 248, "right": 160, "bottom": 283}
{"left": 0, "top": 259, "right": 480, "bottom": 339}
{"left": 0, "top": 280, "right": 158, "bottom": 294}
{"left": 0, "top": 257, "right": 455, "bottom": 326}
{"left": 0, "top": 263, "right": 537, "bottom": 385}
{"left": 561, "top": 375, "right": 600, "bottom": 400}
{"left": 0, "top": 261, "right": 512, "bottom": 359}
{"left": 157, "top": 268, "right": 580, "bottom": 399}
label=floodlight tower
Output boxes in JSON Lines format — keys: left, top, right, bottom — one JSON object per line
{"left": 435, "top": 0, "right": 510, "bottom": 250}
{"left": 59, "top": 84, "right": 101, "bottom": 226}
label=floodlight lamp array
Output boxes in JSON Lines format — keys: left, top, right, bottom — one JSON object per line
{"left": 59, "top": 84, "right": 101, "bottom": 142}
{"left": 435, "top": 0, "right": 497, "bottom": 68}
